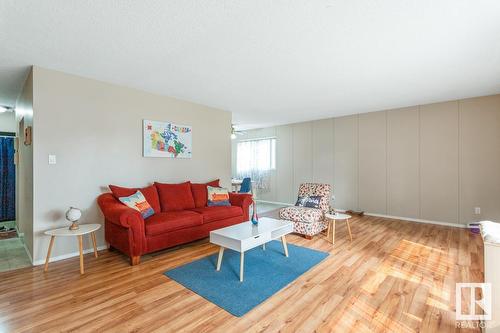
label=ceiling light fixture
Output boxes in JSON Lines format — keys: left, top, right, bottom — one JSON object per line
{"left": 231, "top": 125, "right": 244, "bottom": 140}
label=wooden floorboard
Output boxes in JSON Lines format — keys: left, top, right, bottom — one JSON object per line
{"left": 0, "top": 215, "right": 483, "bottom": 332}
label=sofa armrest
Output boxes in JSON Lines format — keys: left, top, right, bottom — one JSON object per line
{"left": 229, "top": 193, "right": 253, "bottom": 219}
{"left": 97, "top": 193, "right": 144, "bottom": 229}
{"left": 97, "top": 193, "right": 146, "bottom": 258}
{"left": 229, "top": 193, "right": 252, "bottom": 208}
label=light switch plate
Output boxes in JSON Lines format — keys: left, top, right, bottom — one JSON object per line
{"left": 48, "top": 154, "right": 57, "bottom": 165}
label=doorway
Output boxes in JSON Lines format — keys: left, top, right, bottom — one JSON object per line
{"left": 0, "top": 132, "right": 16, "bottom": 225}
{"left": 0, "top": 131, "right": 30, "bottom": 272}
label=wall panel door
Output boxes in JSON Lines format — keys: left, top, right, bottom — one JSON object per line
{"left": 276, "top": 125, "right": 294, "bottom": 203}
{"left": 358, "top": 111, "right": 387, "bottom": 214}
{"left": 312, "top": 119, "right": 334, "bottom": 203}
{"left": 387, "top": 107, "right": 419, "bottom": 218}
{"left": 333, "top": 115, "right": 358, "bottom": 210}
{"left": 459, "top": 95, "right": 500, "bottom": 224}
{"left": 420, "top": 101, "right": 459, "bottom": 223}
{"left": 292, "top": 122, "right": 313, "bottom": 196}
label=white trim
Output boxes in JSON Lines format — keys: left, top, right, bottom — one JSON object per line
{"left": 254, "top": 200, "right": 466, "bottom": 228}
{"left": 255, "top": 199, "right": 293, "bottom": 206}
{"left": 237, "top": 136, "right": 277, "bottom": 143}
{"left": 32, "top": 245, "right": 108, "bottom": 266}
{"left": 362, "top": 212, "right": 466, "bottom": 228}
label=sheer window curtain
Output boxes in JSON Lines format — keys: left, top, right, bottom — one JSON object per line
{"left": 236, "top": 138, "right": 275, "bottom": 193}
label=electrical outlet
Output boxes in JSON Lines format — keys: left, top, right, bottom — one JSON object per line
{"left": 331, "top": 195, "right": 335, "bottom": 202}
{"left": 474, "top": 207, "right": 481, "bottom": 215}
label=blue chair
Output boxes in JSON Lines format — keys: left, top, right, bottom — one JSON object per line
{"left": 238, "top": 177, "right": 252, "bottom": 193}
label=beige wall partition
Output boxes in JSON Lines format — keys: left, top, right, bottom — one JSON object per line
{"left": 232, "top": 94, "right": 500, "bottom": 226}
{"left": 31, "top": 67, "right": 232, "bottom": 264}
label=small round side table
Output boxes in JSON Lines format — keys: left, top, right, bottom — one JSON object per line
{"left": 324, "top": 213, "right": 352, "bottom": 244}
{"left": 44, "top": 224, "right": 101, "bottom": 274}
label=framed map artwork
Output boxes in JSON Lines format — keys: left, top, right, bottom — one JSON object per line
{"left": 143, "top": 120, "right": 192, "bottom": 158}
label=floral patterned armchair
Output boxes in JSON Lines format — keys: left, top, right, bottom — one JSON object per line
{"left": 279, "top": 183, "right": 331, "bottom": 239}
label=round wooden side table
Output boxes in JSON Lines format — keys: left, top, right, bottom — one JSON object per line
{"left": 324, "top": 213, "right": 352, "bottom": 244}
{"left": 44, "top": 224, "right": 101, "bottom": 274}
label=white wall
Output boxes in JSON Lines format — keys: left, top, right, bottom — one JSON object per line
{"left": 15, "top": 69, "right": 34, "bottom": 259}
{"left": 232, "top": 94, "right": 500, "bottom": 226}
{"left": 31, "top": 67, "right": 232, "bottom": 264}
{"left": 0, "top": 111, "right": 16, "bottom": 133}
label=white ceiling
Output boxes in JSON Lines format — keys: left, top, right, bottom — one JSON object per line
{"left": 1, "top": 1, "right": 500, "bottom": 129}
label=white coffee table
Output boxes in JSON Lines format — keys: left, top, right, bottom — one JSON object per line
{"left": 324, "top": 213, "right": 352, "bottom": 244}
{"left": 44, "top": 224, "right": 101, "bottom": 274}
{"left": 209, "top": 217, "right": 293, "bottom": 282}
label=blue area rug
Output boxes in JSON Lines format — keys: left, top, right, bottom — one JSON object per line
{"left": 164, "top": 240, "right": 329, "bottom": 317}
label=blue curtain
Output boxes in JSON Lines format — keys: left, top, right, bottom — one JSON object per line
{"left": 0, "top": 137, "right": 15, "bottom": 222}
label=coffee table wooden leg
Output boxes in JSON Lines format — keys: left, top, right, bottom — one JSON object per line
{"left": 332, "top": 219, "right": 336, "bottom": 244}
{"left": 216, "top": 247, "right": 224, "bottom": 271}
{"left": 44, "top": 236, "right": 55, "bottom": 272}
{"left": 346, "top": 218, "right": 353, "bottom": 242}
{"left": 281, "top": 235, "right": 289, "bottom": 257}
{"left": 326, "top": 219, "right": 331, "bottom": 239}
{"left": 240, "top": 252, "right": 244, "bottom": 282}
{"left": 91, "top": 232, "right": 98, "bottom": 258}
{"left": 78, "top": 235, "right": 84, "bottom": 274}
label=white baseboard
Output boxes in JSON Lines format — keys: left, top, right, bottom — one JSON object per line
{"left": 15, "top": 225, "right": 24, "bottom": 238}
{"left": 32, "top": 245, "right": 108, "bottom": 266}
{"left": 255, "top": 199, "right": 293, "bottom": 206}
{"left": 358, "top": 212, "right": 466, "bottom": 228}
{"left": 254, "top": 200, "right": 466, "bottom": 229}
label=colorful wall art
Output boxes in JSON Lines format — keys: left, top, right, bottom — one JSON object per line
{"left": 143, "top": 120, "right": 192, "bottom": 158}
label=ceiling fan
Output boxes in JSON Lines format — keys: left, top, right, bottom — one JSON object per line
{"left": 231, "top": 124, "right": 245, "bottom": 139}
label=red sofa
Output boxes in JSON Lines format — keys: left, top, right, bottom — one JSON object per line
{"left": 97, "top": 180, "right": 252, "bottom": 265}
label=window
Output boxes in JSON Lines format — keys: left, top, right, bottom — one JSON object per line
{"left": 236, "top": 138, "right": 276, "bottom": 175}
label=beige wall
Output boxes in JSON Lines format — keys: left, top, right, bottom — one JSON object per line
{"left": 31, "top": 67, "right": 232, "bottom": 264}
{"left": 15, "top": 69, "right": 34, "bottom": 259}
{"left": 0, "top": 111, "right": 16, "bottom": 133}
{"left": 232, "top": 94, "right": 500, "bottom": 226}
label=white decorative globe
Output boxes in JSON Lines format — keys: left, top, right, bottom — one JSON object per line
{"left": 66, "top": 207, "right": 82, "bottom": 222}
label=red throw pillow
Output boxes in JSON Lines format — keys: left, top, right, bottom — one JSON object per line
{"left": 191, "top": 179, "right": 220, "bottom": 208}
{"left": 155, "top": 181, "right": 196, "bottom": 211}
{"left": 109, "top": 184, "right": 161, "bottom": 214}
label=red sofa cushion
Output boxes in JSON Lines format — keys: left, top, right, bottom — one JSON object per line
{"left": 155, "top": 181, "right": 196, "bottom": 211}
{"left": 190, "top": 206, "right": 243, "bottom": 223}
{"left": 191, "top": 179, "right": 220, "bottom": 208}
{"left": 145, "top": 211, "right": 203, "bottom": 236}
{"left": 108, "top": 184, "right": 161, "bottom": 214}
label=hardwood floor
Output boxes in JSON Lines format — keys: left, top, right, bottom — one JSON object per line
{"left": 0, "top": 215, "right": 483, "bottom": 332}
